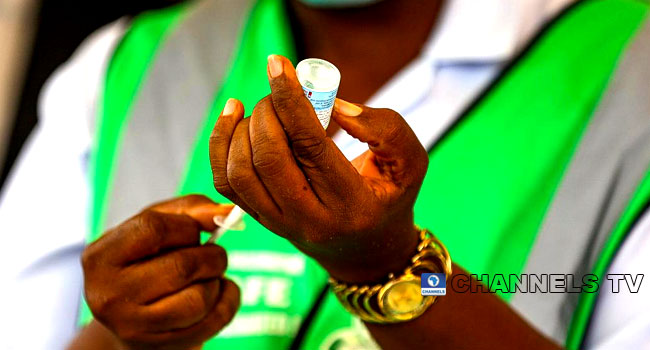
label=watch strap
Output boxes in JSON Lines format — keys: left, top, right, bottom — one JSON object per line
{"left": 329, "top": 228, "right": 452, "bottom": 324}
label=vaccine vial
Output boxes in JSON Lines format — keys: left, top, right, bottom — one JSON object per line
{"left": 296, "top": 58, "right": 341, "bottom": 129}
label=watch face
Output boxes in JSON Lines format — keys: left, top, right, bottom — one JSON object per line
{"left": 379, "top": 274, "right": 434, "bottom": 321}
{"left": 385, "top": 280, "right": 423, "bottom": 314}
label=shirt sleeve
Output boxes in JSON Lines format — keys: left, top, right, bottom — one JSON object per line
{"left": 585, "top": 206, "right": 650, "bottom": 349}
{"left": 0, "top": 19, "right": 126, "bottom": 350}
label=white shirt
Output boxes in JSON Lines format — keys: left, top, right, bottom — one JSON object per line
{"left": 0, "top": 21, "right": 127, "bottom": 350}
{"left": 0, "top": 1, "right": 647, "bottom": 349}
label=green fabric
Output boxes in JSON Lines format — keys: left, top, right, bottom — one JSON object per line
{"left": 89, "top": 3, "right": 187, "bottom": 244}
{"left": 85, "top": 0, "right": 649, "bottom": 348}
{"left": 81, "top": 3, "right": 188, "bottom": 325}
{"left": 86, "top": 0, "right": 329, "bottom": 348}
{"left": 414, "top": 0, "right": 648, "bottom": 297}
{"left": 178, "top": 0, "right": 297, "bottom": 195}
{"left": 303, "top": 1, "right": 649, "bottom": 348}
{"left": 177, "top": 1, "right": 331, "bottom": 348}
{"left": 566, "top": 168, "right": 650, "bottom": 349}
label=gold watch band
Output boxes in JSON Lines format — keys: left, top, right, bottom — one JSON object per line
{"left": 329, "top": 228, "right": 452, "bottom": 324}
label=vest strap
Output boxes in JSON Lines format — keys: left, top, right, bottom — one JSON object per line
{"left": 105, "top": 0, "right": 253, "bottom": 229}
{"left": 565, "top": 18, "right": 650, "bottom": 348}
{"left": 513, "top": 17, "right": 650, "bottom": 344}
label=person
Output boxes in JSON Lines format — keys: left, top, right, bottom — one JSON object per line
{"left": 1, "top": 0, "right": 649, "bottom": 349}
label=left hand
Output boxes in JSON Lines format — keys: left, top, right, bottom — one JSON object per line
{"left": 209, "top": 55, "right": 429, "bottom": 283}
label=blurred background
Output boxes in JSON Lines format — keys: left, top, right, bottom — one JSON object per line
{"left": 0, "top": 0, "right": 181, "bottom": 191}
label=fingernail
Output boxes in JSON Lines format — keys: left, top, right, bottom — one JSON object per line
{"left": 268, "top": 55, "right": 283, "bottom": 78}
{"left": 334, "top": 98, "right": 363, "bottom": 117}
{"left": 213, "top": 215, "right": 226, "bottom": 227}
{"left": 222, "top": 98, "right": 236, "bottom": 116}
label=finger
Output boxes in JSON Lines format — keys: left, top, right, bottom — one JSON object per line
{"left": 140, "top": 279, "right": 221, "bottom": 332}
{"left": 226, "top": 118, "right": 282, "bottom": 221}
{"left": 88, "top": 210, "right": 202, "bottom": 266}
{"left": 85, "top": 196, "right": 232, "bottom": 267}
{"left": 132, "top": 279, "right": 240, "bottom": 346}
{"left": 266, "top": 55, "right": 363, "bottom": 202}
{"left": 249, "top": 96, "right": 322, "bottom": 214}
{"left": 171, "top": 278, "right": 240, "bottom": 340}
{"left": 332, "top": 98, "right": 429, "bottom": 186}
{"left": 267, "top": 55, "right": 325, "bottom": 142}
{"left": 124, "top": 245, "right": 228, "bottom": 303}
{"left": 209, "top": 98, "right": 247, "bottom": 207}
{"left": 148, "top": 194, "right": 234, "bottom": 232}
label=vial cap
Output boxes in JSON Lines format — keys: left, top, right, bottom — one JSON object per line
{"left": 296, "top": 58, "right": 341, "bottom": 92}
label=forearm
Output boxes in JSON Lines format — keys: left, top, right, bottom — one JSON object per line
{"left": 67, "top": 321, "right": 123, "bottom": 350}
{"left": 364, "top": 264, "right": 563, "bottom": 350}
{"left": 67, "top": 321, "right": 206, "bottom": 350}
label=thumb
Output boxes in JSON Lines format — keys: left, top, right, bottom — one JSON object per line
{"left": 332, "top": 98, "right": 429, "bottom": 185}
{"left": 148, "top": 194, "right": 234, "bottom": 232}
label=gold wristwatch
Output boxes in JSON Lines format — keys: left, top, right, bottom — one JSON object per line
{"left": 329, "top": 228, "right": 452, "bottom": 324}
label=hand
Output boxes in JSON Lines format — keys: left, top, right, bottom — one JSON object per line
{"left": 80, "top": 195, "right": 240, "bottom": 350}
{"left": 209, "top": 55, "right": 429, "bottom": 283}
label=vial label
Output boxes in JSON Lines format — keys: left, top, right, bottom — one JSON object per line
{"left": 302, "top": 86, "right": 338, "bottom": 129}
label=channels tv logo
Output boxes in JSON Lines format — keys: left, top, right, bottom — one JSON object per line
{"left": 422, "top": 273, "right": 447, "bottom": 296}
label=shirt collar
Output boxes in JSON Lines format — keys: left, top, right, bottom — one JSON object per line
{"left": 364, "top": 0, "right": 575, "bottom": 114}
{"left": 424, "top": 0, "right": 576, "bottom": 64}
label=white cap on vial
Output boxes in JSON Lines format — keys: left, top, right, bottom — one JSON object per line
{"left": 296, "top": 58, "right": 341, "bottom": 129}
{"left": 296, "top": 58, "right": 341, "bottom": 92}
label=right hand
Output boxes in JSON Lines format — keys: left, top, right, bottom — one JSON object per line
{"left": 81, "top": 195, "right": 240, "bottom": 350}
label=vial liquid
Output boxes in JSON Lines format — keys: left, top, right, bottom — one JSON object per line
{"left": 296, "top": 58, "right": 341, "bottom": 129}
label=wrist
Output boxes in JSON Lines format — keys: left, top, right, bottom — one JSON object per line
{"left": 322, "top": 224, "right": 420, "bottom": 284}
{"left": 67, "top": 320, "right": 123, "bottom": 350}
{"left": 329, "top": 228, "right": 451, "bottom": 324}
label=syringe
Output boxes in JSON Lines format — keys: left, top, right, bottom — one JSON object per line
{"left": 208, "top": 205, "right": 245, "bottom": 243}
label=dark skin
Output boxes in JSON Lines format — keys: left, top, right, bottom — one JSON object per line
{"left": 212, "top": 59, "right": 427, "bottom": 284}
{"left": 70, "top": 56, "right": 562, "bottom": 350}
{"left": 212, "top": 55, "right": 562, "bottom": 350}
{"left": 369, "top": 266, "right": 562, "bottom": 350}
{"left": 288, "top": 0, "right": 445, "bottom": 136}
{"left": 69, "top": 196, "right": 240, "bottom": 350}
{"left": 70, "top": 1, "right": 564, "bottom": 349}
{"left": 289, "top": 0, "right": 445, "bottom": 104}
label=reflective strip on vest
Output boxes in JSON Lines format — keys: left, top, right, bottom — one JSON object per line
{"left": 512, "top": 18, "right": 650, "bottom": 344}
{"left": 105, "top": 0, "right": 254, "bottom": 228}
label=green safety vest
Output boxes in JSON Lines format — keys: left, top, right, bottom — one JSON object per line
{"left": 80, "top": 0, "right": 650, "bottom": 348}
